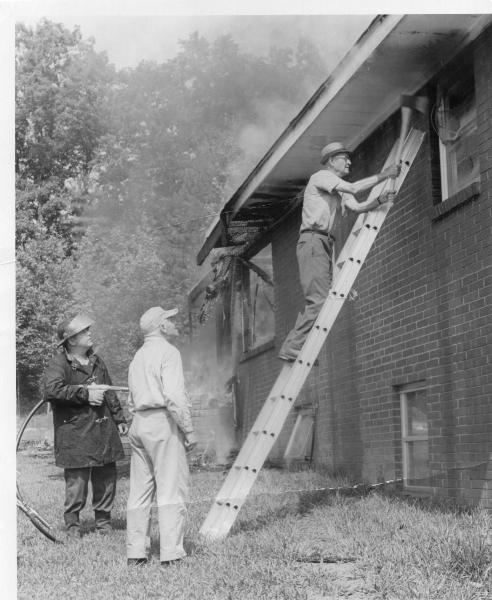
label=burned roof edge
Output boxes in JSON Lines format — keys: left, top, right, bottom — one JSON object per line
{"left": 196, "top": 14, "right": 402, "bottom": 265}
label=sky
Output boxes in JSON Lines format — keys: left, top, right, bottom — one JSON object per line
{"left": 13, "top": 10, "right": 375, "bottom": 71}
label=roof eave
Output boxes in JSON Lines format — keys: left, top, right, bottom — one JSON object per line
{"left": 197, "top": 13, "right": 492, "bottom": 265}
{"left": 197, "top": 14, "right": 402, "bottom": 265}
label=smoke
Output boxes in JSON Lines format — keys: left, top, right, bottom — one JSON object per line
{"left": 184, "top": 15, "right": 374, "bottom": 73}
{"left": 36, "top": 14, "right": 374, "bottom": 70}
{"left": 224, "top": 97, "right": 302, "bottom": 197}
{"left": 221, "top": 15, "right": 375, "bottom": 197}
{"left": 182, "top": 303, "right": 237, "bottom": 464}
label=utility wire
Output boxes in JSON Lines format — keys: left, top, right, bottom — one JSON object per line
{"left": 176, "top": 460, "right": 491, "bottom": 506}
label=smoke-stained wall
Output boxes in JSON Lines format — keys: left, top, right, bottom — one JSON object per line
{"left": 187, "top": 282, "right": 237, "bottom": 463}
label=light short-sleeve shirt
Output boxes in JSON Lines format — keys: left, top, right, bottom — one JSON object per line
{"left": 301, "top": 169, "right": 353, "bottom": 233}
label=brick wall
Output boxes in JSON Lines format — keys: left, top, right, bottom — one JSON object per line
{"left": 326, "top": 28, "right": 491, "bottom": 507}
{"left": 236, "top": 27, "right": 492, "bottom": 509}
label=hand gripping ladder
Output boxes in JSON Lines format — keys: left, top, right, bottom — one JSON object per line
{"left": 200, "top": 128, "right": 425, "bottom": 540}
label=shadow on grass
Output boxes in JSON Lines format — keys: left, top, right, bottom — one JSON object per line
{"left": 228, "top": 482, "right": 478, "bottom": 538}
{"left": 75, "top": 518, "right": 196, "bottom": 564}
{"left": 378, "top": 486, "right": 478, "bottom": 517}
{"left": 79, "top": 516, "right": 127, "bottom": 535}
{"left": 146, "top": 533, "right": 200, "bottom": 559}
{"left": 109, "top": 517, "right": 127, "bottom": 531}
{"left": 230, "top": 491, "right": 343, "bottom": 536}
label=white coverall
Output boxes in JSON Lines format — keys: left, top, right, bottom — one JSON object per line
{"left": 126, "top": 333, "right": 194, "bottom": 562}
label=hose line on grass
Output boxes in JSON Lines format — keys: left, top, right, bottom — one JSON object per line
{"left": 17, "top": 399, "right": 63, "bottom": 544}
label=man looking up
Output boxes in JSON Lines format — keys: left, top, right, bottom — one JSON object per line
{"left": 126, "top": 307, "right": 196, "bottom": 567}
{"left": 278, "top": 142, "right": 400, "bottom": 362}
{"left": 43, "top": 314, "right": 128, "bottom": 539}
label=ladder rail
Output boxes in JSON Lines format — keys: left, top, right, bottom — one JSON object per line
{"left": 200, "top": 128, "right": 425, "bottom": 540}
{"left": 215, "top": 366, "right": 291, "bottom": 501}
{"left": 231, "top": 128, "right": 423, "bottom": 452}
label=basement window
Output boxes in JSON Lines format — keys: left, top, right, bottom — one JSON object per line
{"left": 240, "top": 244, "right": 275, "bottom": 352}
{"left": 400, "top": 384, "right": 430, "bottom": 490}
{"left": 284, "top": 407, "right": 314, "bottom": 466}
{"left": 435, "top": 68, "right": 480, "bottom": 201}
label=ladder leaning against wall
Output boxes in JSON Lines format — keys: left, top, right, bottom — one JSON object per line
{"left": 200, "top": 128, "right": 426, "bottom": 540}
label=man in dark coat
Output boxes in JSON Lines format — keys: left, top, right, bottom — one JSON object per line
{"left": 43, "top": 314, "right": 128, "bottom": 539}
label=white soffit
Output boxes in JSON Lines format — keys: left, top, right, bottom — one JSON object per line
{"left": 197, "top": 13, "right": 492, "bottom": 264}
{"left": 254, "top": 13, "right": 492, "bottom": 191}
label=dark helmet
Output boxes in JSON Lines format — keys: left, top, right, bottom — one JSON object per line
{"left": 57, "top": 314, "right": 94, "bottom": 346}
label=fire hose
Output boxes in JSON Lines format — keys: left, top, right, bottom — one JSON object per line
{"left": 16, "top": 386, "right": 129, "bottom": 543}
{"left": 16, "top": 398, "right": 61, "bottom": 543}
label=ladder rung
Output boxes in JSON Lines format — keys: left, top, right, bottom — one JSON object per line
{"left": 199, "top": 128, "right": 426, "bottom": 541}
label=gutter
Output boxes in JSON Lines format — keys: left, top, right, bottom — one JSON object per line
{"left": 197, "top": 14, "right": 404, "bottom": 265}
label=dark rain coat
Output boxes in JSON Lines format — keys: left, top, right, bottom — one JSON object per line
{"left": 43, "top": 349, "right": 126, "bottom": 468}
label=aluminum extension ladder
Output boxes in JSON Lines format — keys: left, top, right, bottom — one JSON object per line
{"left": 200, "top": 128, "right": 425, "bottom": 540}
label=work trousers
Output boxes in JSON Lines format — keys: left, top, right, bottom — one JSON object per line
{"left": 126, "top": 408, "right": 189, "bottom": 562}
{"left": 63, "top": 463, "right": 117, "bottom": 529}
{"left": 279, "top": 231, "right": 334, "bottom": 359}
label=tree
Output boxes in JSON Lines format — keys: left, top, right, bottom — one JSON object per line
{"left": 16, "top": 19, "right": 113, "bottom": 182}
{"left": 15, "top": 20, "right": 327, "bottom": 400}
{"left": 15, "top": 20, "right": 113, "bottom": 408}
{"left": 71, "top": 219, "right": 186, "bottom": 383}
{"left": 16, "top": 235, "right": 75, "bottom": 401}
{"left": 69, "top": 33, "right": 327, "bottom": 380}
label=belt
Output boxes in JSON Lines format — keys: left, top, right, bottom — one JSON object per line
{"left": 300, "top": 229, "right": 335, "bottom": 242}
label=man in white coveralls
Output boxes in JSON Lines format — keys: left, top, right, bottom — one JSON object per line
{"left": 126, "top": 306, "right": 196, "bottom": 566}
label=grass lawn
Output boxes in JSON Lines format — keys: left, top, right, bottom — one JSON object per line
{"left": 17, "top": 449, "right": 491, "bottom": 600}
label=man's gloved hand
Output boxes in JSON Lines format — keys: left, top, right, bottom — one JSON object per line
{"left": 379, "top": 191, "right": 396, "bottom": 205}
{"left": 118, "top": 423, "right": 129, "bottom": 435}
{"left": 382, "top": 163, "right": 401, "bottom": 179}
{"left": 87, "top": 383, "right": 107, "bottom": 406}
{"left": 184, "top": 432, "right": 197, "bottom": 453}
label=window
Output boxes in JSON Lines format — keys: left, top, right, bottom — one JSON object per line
{"left": 435, "top": 68, "right": 480, "bottom": 200}
{"left": 284, "top": 408, "right": 314, "bottom": 465}
{"left": 400, "top": 385, "right": 430, "bottom": 489}
{"left": 240, "top": 244, "right": 275, "bottom": 352}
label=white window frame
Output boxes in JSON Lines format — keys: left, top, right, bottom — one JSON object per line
{"left": 240, "top": 244, "right": 275, "bottom": 353}
{"left": 284, "top": 408, "right": 314, "bottom": 464}
{"left": 400, "top": 383, "right": 430, "bottom": 491}
{"left": 437, "top": 79, "right": 479, "bottom": 201}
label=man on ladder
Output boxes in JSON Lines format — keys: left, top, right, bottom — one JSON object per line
{"left": 278, "top": 142, "right": 400, "bottom": 362}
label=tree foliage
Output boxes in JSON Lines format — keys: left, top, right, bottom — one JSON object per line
{"left": 16, "top": 20, "right": 327, "bottom": 405}
{"left": 16, "top": 235, "right": 74, "bottom": 397}
{"left": 71, "top": 32, "right": 326, "bottom": 378}
{"left": 16, "top": 19, "right": 113, "bottom": 181}
{"left": 15, "top": 20, "right": 113, "bottom": 405}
